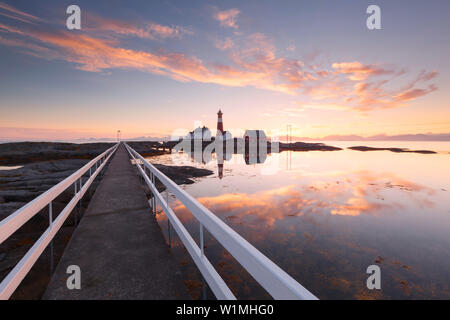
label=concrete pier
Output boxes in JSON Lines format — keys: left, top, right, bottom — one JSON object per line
{"left": 43, "top": 144, "right": 190, "bottom": 300}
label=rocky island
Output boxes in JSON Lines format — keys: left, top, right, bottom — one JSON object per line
{"left": 348, "top": 146, "right": 437, "bottom": 154}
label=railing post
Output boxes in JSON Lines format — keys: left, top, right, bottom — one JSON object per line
{"left": 143, "top": 164, "right": 146, "bottom": 184}
{"left": 74, "top": 182, "right": 78, "bottom": 226}
{"left": 149, "top": 172, "right": 154, "bottom": 214}
{"left": 89, "top": 167, "right": 93, "bottom": 197}
{"left": 166, "top": 190, "right": 171, "bottom": 248}
{"left": 140, "top": 161, "right": 145, "bottom": 185}
{"left": 200, "top": 223, "right": 204, "bottom": 257}
{"left": 152, "top": 174, "right": 156, "bottom": 215}
{"left": 49, "top": 201, "right": 54, "bottom": 275}
{"left": 78, "top": 178, "right": 82, "bottom": 221}
{"left": 200, "top": 222, "right": 207, "bottom": 300}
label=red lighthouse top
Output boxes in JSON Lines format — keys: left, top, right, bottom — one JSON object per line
{"left": 217, "top": 109, "right": 224, "bottom": 134}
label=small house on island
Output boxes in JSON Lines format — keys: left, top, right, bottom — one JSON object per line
{"left": 244, "top": 130, "right": 267, "bottom": 157}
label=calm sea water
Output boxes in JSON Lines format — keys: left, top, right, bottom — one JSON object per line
{"left": 148, "top": 141, "right": 450, "bottom": 299}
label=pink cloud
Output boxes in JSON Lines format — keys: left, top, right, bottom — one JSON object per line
{"left": 214, "top": 8, "right": 240, "bottom": 29}
{"left": 84, "top": 13, "right": 193, "bottom": 40}
{"left": 415, "top": 70, "right": 438, "bottom": 82}
{"left": 215, "top": 37, "right": 234, "bottom": 51}
{"left": 393, "top": 85, "right": 438, "bottom": 102}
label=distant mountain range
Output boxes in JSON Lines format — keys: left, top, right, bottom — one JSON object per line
{"left": 0, "top": 136, "right": 171, "bottom": 143}
{"left": 1, "top": 133, "right": 450, "bottom": 143}
{"left": 73, "top": 136, "right": 171, "bottom": 142}
{"left": 58, "top": 133, "right": 450, "bottom": 142}
{"left": 291, "top": 133, "right": 450, "bottom": 142}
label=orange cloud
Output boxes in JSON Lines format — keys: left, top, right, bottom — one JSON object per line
{"left": 331, "top": 197, "right": 384, "bottom": 216}
{"left": 0, "top": 5, "right": 439, "bottom": 110}
{"left": 225, "top": 33, "right": 316, "bottom": 93}
{"left": 297, "top": 62, "right": 438, "bottom": 112}
{"left": 166, "top": 169, "right": 434, "bottom": 230}
{"left": 189, "top": 185, "right": 315, "bottom": 227}
{"left": 2, "top": 27, "right": 299, "bottom": 94}
{"left": 308, "top": 170, "right": 434, "bottom": 216}
{"left": 332, "top": 61, "right": 393, "bottom": 81}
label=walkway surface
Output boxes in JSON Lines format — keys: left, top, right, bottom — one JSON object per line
{"left": 43, "top": 144, "right": 190, "bottom": 300}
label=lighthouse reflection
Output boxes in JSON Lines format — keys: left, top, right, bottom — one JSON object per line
{"left": 182, "top": 146, "right": 266, "bottom": 179}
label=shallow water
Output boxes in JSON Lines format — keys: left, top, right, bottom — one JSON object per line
{"left": 149, "top": 141, "right": 450, "bottom": 299}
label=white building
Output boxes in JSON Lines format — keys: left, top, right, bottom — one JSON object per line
{"left": 216, "top": 130, "right": 233, "bottom": 141}
{"left": 243, "top": 130, "right": 267, "bottom": 142}
{"left": 185, "top": 126, "right": 212, "bottom": 141}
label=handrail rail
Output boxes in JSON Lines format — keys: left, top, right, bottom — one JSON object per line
{"left": 0, "top": 144, "right": 118, "bottom": 244}
{"left": 0, "top": 143, "right": 118, "bottom": 299}
{"left": 125, "top": 143, "right": 318, "bottom": 300}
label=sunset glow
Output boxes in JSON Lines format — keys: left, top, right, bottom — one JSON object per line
{"left": 1, "top": 0, "right": 449, "bottom": 141}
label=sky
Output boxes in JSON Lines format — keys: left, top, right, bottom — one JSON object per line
{"left": 0, "top": 0, "right": 449, "bottom": 141}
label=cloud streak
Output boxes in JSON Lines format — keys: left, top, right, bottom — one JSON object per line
{"left": 0, "top": 1, "right": 43, "bottom": 24}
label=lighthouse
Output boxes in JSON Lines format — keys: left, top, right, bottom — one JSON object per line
{"left": 217, "top": 109, "right": 224, "bottom": 135}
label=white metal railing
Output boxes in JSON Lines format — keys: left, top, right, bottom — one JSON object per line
{"left": 125, "top": 143, "right": 318, "bottom": 300}
{"left": 0, "top": 144, "right": 119, "bottom": 299}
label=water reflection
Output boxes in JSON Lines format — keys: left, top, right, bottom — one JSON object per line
{"left": 151, "top": 146, "right": 450, "bottom": 299}
{"left": 182, "top": 147, "right": 265, "bottom": 179}
{"left": 170, "top": 170, "right": 435, "bottom": 227}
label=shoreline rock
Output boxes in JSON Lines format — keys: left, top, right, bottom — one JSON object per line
{"left": 153, "top": 164, "right": 213, "bottom": 185}
{"left": 279, "top": 142, "right": 342, "bottom": 151}
{"left": 348, "top": 146, "right": 437, "bottom": 154}
{"left": 0, "top": 142, "right": 115, "bottom": 166}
